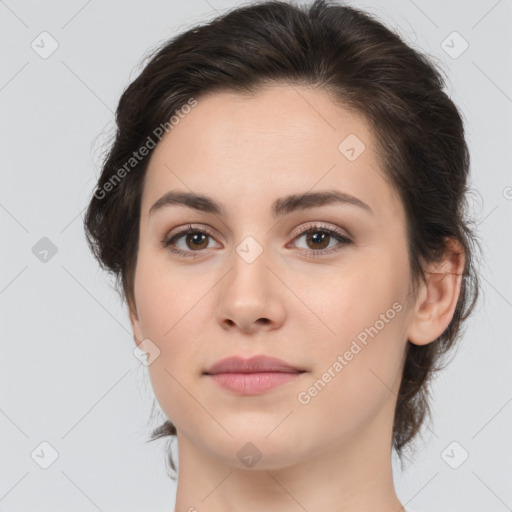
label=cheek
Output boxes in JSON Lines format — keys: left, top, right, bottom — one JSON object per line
{"left": 293, "top": 273, "right": 408, "bottom": 443}
{"left": 134, "top": 246, "right": 209, "bottom": 342}
{"left": 293, "top": 247, "right": 410, "bottom": 403}
{"left": 292, "top": 247, "right": 409, "bottom": 350}
{"left": 133, "top": 253, "right": 212, "bottom": 427}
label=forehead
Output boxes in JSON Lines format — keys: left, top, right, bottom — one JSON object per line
{"left": 141, "top": 85, "right": 401, "bottom": 221}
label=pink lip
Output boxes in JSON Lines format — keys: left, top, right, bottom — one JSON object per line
{"left": 204, "top": 355, "right": 305, "bottom": 395}
{"left": 204, "top": 355, "right": 303, "bottom": 374}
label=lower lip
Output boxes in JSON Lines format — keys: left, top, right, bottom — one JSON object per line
{"left": 207, "top": 372, "right": 302, "bottom": 394}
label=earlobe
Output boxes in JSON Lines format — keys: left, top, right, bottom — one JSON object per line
{"left": 407, "top": 238, "right": 465, "bottom": 346}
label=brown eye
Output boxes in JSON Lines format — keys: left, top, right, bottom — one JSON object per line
{"left": 304, "top": 231, "right": 331, "bottom": 251}
{"left": 183, "top": 232, "right": 209, "bottom": 250}
{"left": 291, "top": 224, "right": 352, "bottom": 256}
{"left": 162, "top": 225, "right": 220, "bottom": 258}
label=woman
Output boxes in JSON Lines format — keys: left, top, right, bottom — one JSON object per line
{"left": 84, "top": 1, "right": 480, "bottom": 510}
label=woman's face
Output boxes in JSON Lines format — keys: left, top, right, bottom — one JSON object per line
{"left": 129, "top": 85, "right": 417, "bottom": 469}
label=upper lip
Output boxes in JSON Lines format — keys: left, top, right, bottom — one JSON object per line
{"left": 204, "top": 355, "right": 305, "bottom": 374}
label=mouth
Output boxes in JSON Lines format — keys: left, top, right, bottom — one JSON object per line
{"left": 203, "top": 355, "right": 306, "bottom": 395}
{"left": 204, "top": 354, "right": 305, "bottom": 374}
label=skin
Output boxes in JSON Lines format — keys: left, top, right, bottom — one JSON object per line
{"left": 128, "top": 84, "right": 465, "bottom": 512}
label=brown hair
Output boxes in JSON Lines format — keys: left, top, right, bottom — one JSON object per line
{"left": 83, "top": 0, "right": 480, "bottom": 476}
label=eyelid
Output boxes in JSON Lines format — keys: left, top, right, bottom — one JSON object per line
{"left": 165, "top": 223, "right": 218, "bottom": 240}
{"left": 291, "top": 222, "right": 351, "bottom": 240}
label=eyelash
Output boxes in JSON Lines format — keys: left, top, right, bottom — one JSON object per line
{"left": 161, "top": 223, "right": 352, "bottom": 258}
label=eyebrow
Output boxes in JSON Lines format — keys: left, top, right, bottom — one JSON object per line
{"left": 148, "top": 189, "right": 373, "bottom": 218}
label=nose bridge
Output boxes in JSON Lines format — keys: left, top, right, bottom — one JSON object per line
{"left": 228, "top": 234, "right": 273, "bottom": 301}
{"left": 215, "top": 232, "right": 286, "bottom": 332}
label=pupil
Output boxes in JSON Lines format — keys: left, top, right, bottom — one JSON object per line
{"left": 188, "top": 233, "right": 207, "bottom": 249}
{"left": 308, "top": 232, "right": 329, "bottom": 250}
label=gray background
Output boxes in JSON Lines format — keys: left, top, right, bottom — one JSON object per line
{"left": 1, "top": 0, "right": 511, "bottom": 511}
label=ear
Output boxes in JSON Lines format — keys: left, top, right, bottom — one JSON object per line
{"left": 128, "top": 296, "right": 144, "bottom": 348}
{"left": 407, "top": 237, "right": 465, "bottom": 346}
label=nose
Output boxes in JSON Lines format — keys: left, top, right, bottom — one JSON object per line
{"left": 214, "top": 247, "right": 286, "bottom": 334}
